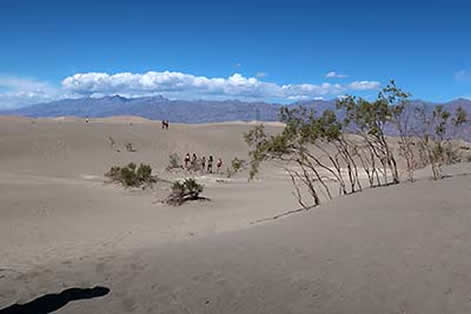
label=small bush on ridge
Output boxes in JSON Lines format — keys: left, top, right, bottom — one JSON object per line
{"left": 105, "top": 163, "right": 157, "bottom": 188}
{"left": 167, "top": 153, "right": 183, "bottom": 170}
{"left": 166, "top": 178, "right": 204, "bottom": 206}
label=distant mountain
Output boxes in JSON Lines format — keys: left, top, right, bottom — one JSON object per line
{"left": 0, "top": 95, "right": 336, "bottom": 123}
{"left": 1, "top": 96, "right": 470, "bottom": 127}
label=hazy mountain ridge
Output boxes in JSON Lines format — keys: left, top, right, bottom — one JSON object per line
{"left": 1, "top": 96, "right": 470, "bottom": 125}
{"left": 0, "top": 96, "right": 284, "bottom": 123}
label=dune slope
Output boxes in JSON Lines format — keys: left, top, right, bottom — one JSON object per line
{"left": 1, "top": 117, "right": 471, "bottom": 313}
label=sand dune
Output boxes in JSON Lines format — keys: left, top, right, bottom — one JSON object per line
{"left": 1, "top": 117, "right": 471, "bottom": 313}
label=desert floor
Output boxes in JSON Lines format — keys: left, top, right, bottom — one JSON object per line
{"left": 1, "top": 116, "right": 471, "bottom": 314}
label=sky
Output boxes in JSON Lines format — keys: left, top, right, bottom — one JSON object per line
{"left": 0, "top": 0, "right": 470, "bottom": 109}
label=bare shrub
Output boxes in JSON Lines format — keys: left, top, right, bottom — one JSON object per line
{"left": 167, "top": 153, "right": 183, "bottom": 170}
{"left": 226, "top": 167, "right": 235, "bottom": 178}
{"left": 126, "top": 142, "right": 137, "bottom": 152}
{"left": 107, "top": 136, "right": 120, "bottom": 152}
{"left": 187, "top": 158, "right": 203, "bottom": 173}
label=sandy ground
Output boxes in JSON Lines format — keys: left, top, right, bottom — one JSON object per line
{"left": 1, "top": 116, "right": 471, "bottom": 313}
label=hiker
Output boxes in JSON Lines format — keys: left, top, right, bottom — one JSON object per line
{"left": 216, "top": 158, "right": 223, "bottom": 174}
{"left": 207, "top": 155, "right": 213, "bottom": 174}
{"left": 192, "top": 153, "right": 198, "bottom": 168}
{"left": 184, "top": 153, "right": 191, "bottom": 169}
{"left": 201, "top": 156, "right": 206, "bottom": 172}
{"left": 85, "top": 116, "right": 89, "bottom": 123}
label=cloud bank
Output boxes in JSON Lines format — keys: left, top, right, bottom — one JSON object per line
{"left": 0, "top": 77, "right": 64, "bottom": 109}
{"left": 62, "top": 71, "right": 380, "bottom": 100}
{"left": 0, "top": 71, "right": 381, "bottom": 109}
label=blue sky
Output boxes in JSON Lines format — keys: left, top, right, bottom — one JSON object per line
{"left": 1, "top": 0, "right": 470, "bottom": 108}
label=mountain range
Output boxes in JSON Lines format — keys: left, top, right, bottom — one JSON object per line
{"left": 1, "top": 95, "right": 470, "bottom": 125}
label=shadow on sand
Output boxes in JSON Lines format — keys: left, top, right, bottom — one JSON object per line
{"left": 0, "top": 286, "right": 110, "bottom": 314}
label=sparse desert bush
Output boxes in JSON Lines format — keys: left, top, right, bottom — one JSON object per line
{"left": 232, "top": 157, "right": 246, "bottom": 172}
{"left": 136, "top": 163, "right": 153, "bottom": 181}
{"left": 167, "top": 153, "right": 183, "bottom": 170}
{"left": 226, "top": 157, "right": 247, "bottom": 177}
{"left": 226, "top": 167, "right": 234, "bottom": 178}
{"left": 165, "top": 178, "right": 205, "bottom": 206}
{"left": 105, "top": 163, "right": 157, "bottom": 188}
{"left": 245, "top": 107, "right": 366, "bottom": 208}
{"left": 414, "top": 105, "right": 468, "bottom": 180}
{"left": 188, "top": 158, "right": 203, "bottom": 173}
{"left": 245, "top": 80, "right": 469, "bottom": 208}
{"left": 105, "top": 166, "right": 121, "bottom": 180}
{"left": 107, "top": 136, "right": 120, "bottom": 152}
{"left": 442, "top": 142, "right": 462, "bottom": 164}
{"left": 338, "top": 81, "right": 406, "bottom": 185}
{"left": 126, "top": 142, "right": 137, "bottom": 152}
{"left": 108, "top": 136, "right": 116, "bottom": 147}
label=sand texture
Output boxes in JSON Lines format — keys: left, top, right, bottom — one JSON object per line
{"left": 1, "top": 117, "right": 471, "bottom": 313}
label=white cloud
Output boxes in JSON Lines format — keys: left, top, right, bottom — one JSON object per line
{"left": 326, "top": 71, "right": 349, "bottom": 79}
{"left": 455, "top": 70, "right": 471, "bottom": 81}
{"left": 347, "top": 81, "right": 381, "bottom": 90}
{"left": 0, "top": 71, "right": 382, "bottom": 109}
{"left": 0, "top": 76, "right": 64, "bottom": 109}
{"left": 255, "top": 72, "right": 267, "bottom": 78}
{"left": 62, "top": 71, "right": 380, "bottom": 100}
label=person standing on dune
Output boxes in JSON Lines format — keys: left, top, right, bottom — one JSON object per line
{"left": 192, "top": 153, "right": 198, "bottom": 170}
{"left": 216, "top": 158, "right": 223, "bottom": 174}
{"left": 207, "top": 155, "right": 213, "bottom": 174}
{"left": 162, "top": 120, "right": 169, "bottom": 129}
{"left": 201, "top": 156, "right": 206, "bottom": 173}
{"left": 184, "top": 153, "right": 191, "bottom": 169}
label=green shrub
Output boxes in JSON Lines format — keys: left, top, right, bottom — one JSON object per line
{"left": 105, "top": 166, "right": 121, "bottom": 180}
{"left": 136, "top": 164, "right": 152, "bottom": 181}
{"left": 126, "top": 142, "right": 137, "bottom": 152}
{"left": 226, "top": 157, "right": 246, "bottom": 177}
{"left": 105, "top": 163, "right": 157, "bottom": 188}
{"left": 166, "top": 178, "right": 204, "bottom": 206}
{"left": 183, "top": 178, "right": 203, "bottom": 197}
{"left": 232, "top": 157, "right": 246, "bottom": 172}
{"left": 120, "top": 166, "right": 138, "bottom": 186}
{"left": 167, "top": 153, "right": 182, "bottom": 170}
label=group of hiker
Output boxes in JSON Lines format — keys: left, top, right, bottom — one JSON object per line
{"left": 184, "top": 153, "right": 223, "bottom": 174}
